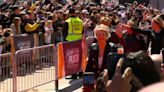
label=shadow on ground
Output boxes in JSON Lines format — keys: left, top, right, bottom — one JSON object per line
{"left": 58, "top": 79, "right": 83, "bottom": 92}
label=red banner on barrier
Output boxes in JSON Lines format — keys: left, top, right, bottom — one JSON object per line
{"left": 63, "top": 40, "right": 82, "bottom": 76}
{"left": 57, "top": 39, "right": 86, "bottom": 79}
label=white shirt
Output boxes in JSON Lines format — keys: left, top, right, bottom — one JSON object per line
{"left": 98, "top": 56, "right": 103, "bottom": 69}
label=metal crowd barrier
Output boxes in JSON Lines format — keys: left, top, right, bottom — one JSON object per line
{"left": 0, "top": 41, "right": 87, "bottom": 92}
{"left": 15, "top": 44, "right": 56, "bottom": 92}
{"left": 0, "top": 53, "right": 16, "bottom": 92}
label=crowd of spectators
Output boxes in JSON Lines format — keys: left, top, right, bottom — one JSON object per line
{"left": 0, "top": 0, "right": 164, "bottom": 92}
{"left": 0, "top": 0, "right": 163, "bottom": 53}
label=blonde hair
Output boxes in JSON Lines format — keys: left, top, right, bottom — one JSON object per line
{"left": 127, "top": 19, "right": 137, "bottom": 27}
{"left": 45, "top": 20, "right": 52, "bottom": 26}
{"left": 152, "top": 14, "right": 164, "bottom": 29}
{"left": 99, "top": 17, "right": 111, "bottom": 25}
{"left": 94, "top": 24, "right": 111, "bottom": 39}
{"left": 100, "top": 17, "right": 110, "bottom": 22}
{"left": 13, "top": 17, "right": 21, "bottom": 34}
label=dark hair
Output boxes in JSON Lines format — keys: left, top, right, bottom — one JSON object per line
{"left": 48, "top": 15, "right": 53, "bottom": 20}
{"left": 69, "top": 8, "right": 75, "bottom": 14}
{"left": 121, "top": 51, "right": 160, "bottom": 92}
{"left": 90, "top": 16, "right": 97, "bottom": 22}
{"left": 4, "top": 31, "right": 11, "bottom": 37}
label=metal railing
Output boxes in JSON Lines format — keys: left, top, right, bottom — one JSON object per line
{"left": 0, "top": 42, "right": 86, "bottom": 92}
{"left": 0, "top": 53, "right": 16, "bottom": 92}
{"left": 14, "top": 44, "right": 56, "bottom": 92}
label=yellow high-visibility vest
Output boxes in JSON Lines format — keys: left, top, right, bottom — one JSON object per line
{"left": 65, "top": 17, "right": 83, "bottom": 41}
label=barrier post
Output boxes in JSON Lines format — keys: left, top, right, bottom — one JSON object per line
{"left": 11, "top": 53, "right": 17, "bottom": 92}
{"left": 55, "top": 80, "right": 58, "bottom": 91}
{"left": 0, "top": 53, "right": 15, "bottom": 92}
{"left": 54, "top": 44, "right": 59, "bottom": 91}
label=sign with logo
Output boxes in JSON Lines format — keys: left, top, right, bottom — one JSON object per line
{"left": 13, "top": 34, "right": 34, "bottom": 51}
{"left": 13, "top": 34, "right": 34, "bottom": 65}
{"left": 57, "top": 39, "right": 87, "bottom": 79}
{"left": 62, "top": 40, "right": 82, "bottom": 76}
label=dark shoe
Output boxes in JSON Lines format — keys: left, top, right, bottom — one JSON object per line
{"left": 78, "top": 72, "right": 83, "bottom": 78}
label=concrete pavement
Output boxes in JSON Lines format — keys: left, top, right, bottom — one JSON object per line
{"left": 25, "top": 78, "right": 83, "bottom": 92}
{"left": 0, "top": 66, "right": 83, "bottom": 92}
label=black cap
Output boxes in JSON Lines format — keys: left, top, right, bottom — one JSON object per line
{"left": 88, "top": 2, "right": 97, "bottom": 6}
{"left": 72, "top": 1, "right": 78, "bottom": 5}
{"left": 69, "top": 8, "right": 75, "bottom": 14}
{"left": 0, "top": 4, "right": 3, "bottom": 9}
{"left": 12, "top": 5, "right": 19, "bottom": 10}
{"left": 9, "top": 5, "right": 13, "bottom": 9}
{"left": 1, "top": 3, "right": 9, "bottom": 10}
{"left": 56, "top": 4, "right": 62, "bottom": 9}
{"left": 0, "top": 3, "right": 7, "bottom": 8}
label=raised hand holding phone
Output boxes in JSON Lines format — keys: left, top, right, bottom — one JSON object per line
{"left": 83, "top": 72, "right": 95, "bottom": 85}
{"left": 107, "top": 46, "right": 125, "bottom": 80}
{"left": 83, "top": 72, "right": 95, "bottom": 92}
{"left": 107, "top": 58, "right": 132, "bottom": 92}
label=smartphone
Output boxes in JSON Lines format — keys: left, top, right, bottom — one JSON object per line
{"left": 83, "top": 72, "right": 95, "bottom": 85}
{"left": 107, "top": 53, "right": 125, "bottom": 80}
{"left": 162, "top": 48, "right": 164, "bottom": 63}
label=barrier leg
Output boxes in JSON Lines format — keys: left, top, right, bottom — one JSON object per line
{"left": 55, "top": 80, "right": 58, "bottom": 91}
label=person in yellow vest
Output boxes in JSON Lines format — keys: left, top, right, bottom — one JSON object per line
{"left": 63, "top": 8, "right": 84, "bottom": 41}
{"left": 63, "top": 8, "right": 84, "bottom": 79}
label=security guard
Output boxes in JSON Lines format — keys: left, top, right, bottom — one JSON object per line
{"left": 63, "top": 8, "right": 83, "bottom": 41}
{"left": 63, "top": 8, "right": 84, "bottom": 79}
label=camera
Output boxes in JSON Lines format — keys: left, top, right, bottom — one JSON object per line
{"left": 83, "top": 72, "right": 95, "bottom": 85}
{"left": 107, "top": 53, "right": 126, "bottom": 80}
{"left": 162, "top": 48, "right": 164, "bottom": 63}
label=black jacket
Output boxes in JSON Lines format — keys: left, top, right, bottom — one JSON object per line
{"left": 85, "top": 38, "right": 117, "bottom": 78}
{"left": 131, "top": 27, "right": 164, "bottom": 54}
